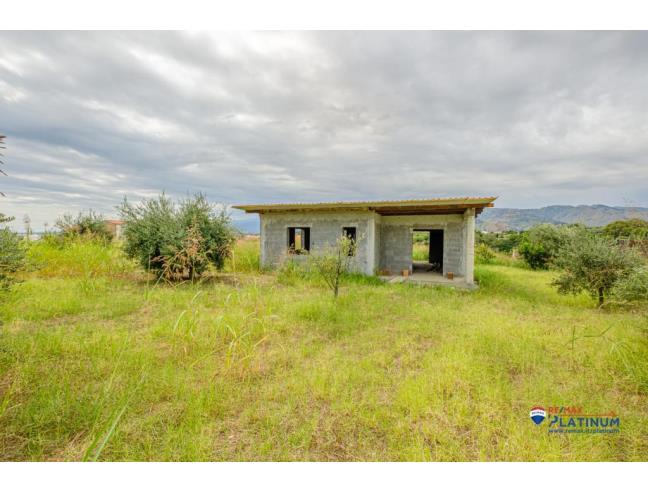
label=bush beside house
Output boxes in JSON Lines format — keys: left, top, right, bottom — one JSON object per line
{"left": 118, "top": 193, "right": 235, "bottom": 281}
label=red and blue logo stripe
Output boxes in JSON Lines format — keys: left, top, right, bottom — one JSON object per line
{"left": 530, "top": 406, "right": 546, "bottom": 425}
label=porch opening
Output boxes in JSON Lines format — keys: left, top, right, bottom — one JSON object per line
{"left": 412, "top": 229, "right": 443, "bottom": 273}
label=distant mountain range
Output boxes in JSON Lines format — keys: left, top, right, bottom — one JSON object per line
{"left": 476, "top": 205, "right": 648, "bottom": 232}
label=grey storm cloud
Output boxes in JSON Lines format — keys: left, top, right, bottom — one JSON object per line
{"left": 1, "top": 31, "right": 648, "bottom": 232}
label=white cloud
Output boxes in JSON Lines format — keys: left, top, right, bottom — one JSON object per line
{"left": 0, "top": 31, "right": 647, "bottom": 232}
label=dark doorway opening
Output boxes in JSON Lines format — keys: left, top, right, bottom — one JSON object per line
{"left": 412, "top": 229, "right": 444, "bottom": 273}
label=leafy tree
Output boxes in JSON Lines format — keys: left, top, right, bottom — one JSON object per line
{"left": 56, "top": 210, "right": 113, "bottom": 241}
{"left": 552, "top": 230, "right": 640, "bottom": 306}
{"left": 118, "top": 193, "right": 235, "bottom": 281}
{"left": 518, "top": 224, "right": 574, "bottom": 269}
{"left": 309, "top": 235, "right": 355, "bottom": 298}
{"left": 603, "top": 218, "right": 648, "bottom": 240}
{"left": 0, "top": 221, "right": 27, "bottom": 291}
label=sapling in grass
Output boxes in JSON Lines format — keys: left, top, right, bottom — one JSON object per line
{"left": 309, "top": 235, "right": 355, "bottom": 299}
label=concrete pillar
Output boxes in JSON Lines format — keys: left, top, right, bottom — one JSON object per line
{"left": 464, "top": 208, "right": 475, "bottom": 284}
{"left": 259, "top": 214, "right": 267, "bottom": 268}
{"left": 366, "top": 214, "right": 376, "bottom": 275}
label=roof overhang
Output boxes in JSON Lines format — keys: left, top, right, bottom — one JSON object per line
{"left": 232, "top": 196, "right": 497, "bottom": 216}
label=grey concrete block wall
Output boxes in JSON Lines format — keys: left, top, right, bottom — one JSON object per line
{"left": 379, "top": 224, "right": 412, "bottom": 274}
{"left": 378, "top": 215, "right": 466, "bottom": 276}
{"left": 258, "top": 211, "right": 470, "bottom": 278}
{"left": 259, "top": 211, "right": 376, "bottom": 274}
{"left": 444, "top": 221, "right": 464, "bottom": 276}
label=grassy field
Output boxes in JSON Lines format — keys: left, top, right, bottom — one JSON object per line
{"left": 412, "top": 241, "right": 428, "bottom": 261}
{"left": 0, "top": 237, "right": 647, "bottom": 461}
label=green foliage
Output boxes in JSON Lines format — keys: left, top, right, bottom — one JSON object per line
{"left": 119, "top": 193, "right": 235, "bottom": 281}
{"left": 611, "top": 266, "right": 648, "bottom": 304}
{"left": 56, "top": 210, "right": 113, "bottom": 242}
{"left": 518, "top": 224, "right": 573, "bottom": 269}
{"left": 475, "top": 243, "right": 496, "bottom": 264}
{"left": 412, "top": 231, "right": 429, "bottom": 244}
{"left": 518, "top": 241, "right": 551, "bottom": 270}
{"left": 158, "top": 220, "right": 210, "bottom": 282}
{"left": 0, "top": 227, "right": 27, "bottom": 291}
{"left": 476, "top": 230, "right": 523, "bottom": 253}
{"left": 309, "top": 235, "right": 355, "bottom": 298}
{"left": 552, "top": 230, "right": 641, "bottom": 306}
{"left": 603, "top": 218, "right": 648, "bottom": 240}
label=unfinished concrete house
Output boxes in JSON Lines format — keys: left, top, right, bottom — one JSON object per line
{"left": 233, "top": 197, "right": 496, "bottom": 286}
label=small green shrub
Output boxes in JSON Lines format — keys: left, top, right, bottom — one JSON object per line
{"left": 475, "top": 243, "right": 496, "bottom": 264}
{"left": 119, "top": 193, "right": 235, "bottom": 281}
{"left": 56, "top": 210, "right": 113, "bottom": 242}
{"left": 0, "top": 227, "right": 27, "bottom": 290}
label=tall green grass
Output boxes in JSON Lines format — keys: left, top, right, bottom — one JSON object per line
{"left": 0, "top": 237, "right": 647, "bottom": 461}
{"left": 224, "top": 237, "right": 261, "bottom": 273}
{"left": 412, "top": 242, "right": 428, "bottom": 261}
{"left": 28, "top": 236, "right": 136, "bottom": 278}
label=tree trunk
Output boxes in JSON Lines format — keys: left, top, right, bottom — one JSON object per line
{"left": 597, "top": 287, "right": 604, "bottom": 307}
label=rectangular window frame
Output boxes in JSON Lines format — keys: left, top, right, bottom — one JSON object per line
{"left": 342, "top": 226, "right": 357, "bottom": 256}
{"left": 287, "top": 226, "right": 311, "bottom": 255}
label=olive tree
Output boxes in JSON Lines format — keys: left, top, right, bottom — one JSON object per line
{"left": 552, "top": 231, "right": 640, "bottom": 306}
{"left": 119, "top": 193, "right": 235, "bottom": 281}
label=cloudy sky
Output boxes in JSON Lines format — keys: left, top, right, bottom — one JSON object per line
{"left": 1, "top": 31, "right": 647, "bottom": 232}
